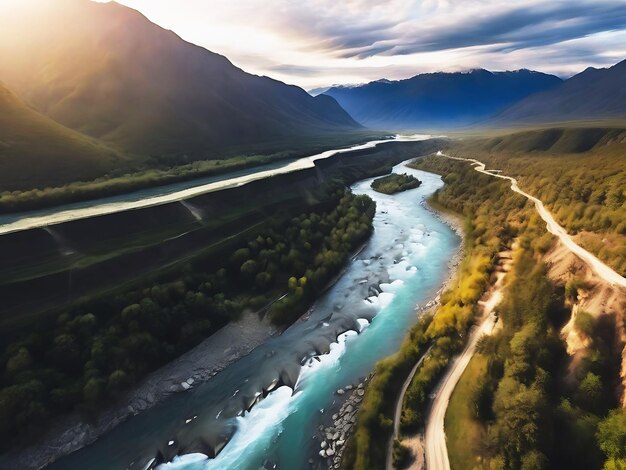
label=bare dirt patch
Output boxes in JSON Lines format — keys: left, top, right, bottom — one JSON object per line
{"left": 544, "top": 240, "right": 626, "bottom": 405}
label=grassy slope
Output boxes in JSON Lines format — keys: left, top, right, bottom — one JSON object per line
{"left": 0, "top": 83, "right": 126, "bottom": 191}
{"left": 445, "top": 354, "right": 488, "bottom": 470}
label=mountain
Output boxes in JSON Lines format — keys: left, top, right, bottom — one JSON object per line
{"left": 324, "top": 69, "right": 562, "bottom": 129}
{"left": 0, "top": 0, "right": 360, "bottom": 160}
{"left": 308, "top": 87, "right": 332, "bottom": 97}
{"left": 0, "top": 82, "right": 125, "bottom": 192}
{"left": 495, "top": 59, "right": 626, "bottom": 124}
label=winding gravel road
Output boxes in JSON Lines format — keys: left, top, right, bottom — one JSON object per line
{"left": 438, "top": 152, "right": 626, "bottom": 289}
{"left": 386, "top": 345, "right": 432, "bottom": 470}
{"left": 422, "top": 152, "right": 626, "bottom": 470}
{"left": 423, "top": 254, "right": 507, "bottom": 470}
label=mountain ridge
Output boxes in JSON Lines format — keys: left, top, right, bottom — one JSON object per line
{"left": 323, "top": 69, "right": 563, "bottom": 129}
{"left": 494, "top": 59, "right": 626, "bottom": 124}
{"left": 0, "top": 81, "right": 126, "bottom": 191}
{"left": 0, "top": 0, "right": 361, "bottom": 160}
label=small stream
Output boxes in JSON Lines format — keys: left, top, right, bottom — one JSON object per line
{"left": 51, "top": 161, "right": 460, "bottom": 470}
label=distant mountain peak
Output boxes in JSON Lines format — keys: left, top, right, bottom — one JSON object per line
{"left": 495, "top": 58, "right": 626, "bottom": 124}
{"left": 324, "top": 68, "right": 562, "bottom": 129}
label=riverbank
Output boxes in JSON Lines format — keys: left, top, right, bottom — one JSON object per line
{"left": 329, "top": 194, "right": 466, "bottom": 470}
{"left": 3, "top": 313, "right": 279, "bottom": 470}
{"left": 420, "top": 199, "right": 465, "bottom": 306}
{"left": 4, "top": 232, "right": 375, "bottom": 470}
{"left": 309, "top": 376, "right": 372, "bottom": 469}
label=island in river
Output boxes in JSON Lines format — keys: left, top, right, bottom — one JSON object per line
{"left": 36, "top": 160, "right": 460, "bottom": 470}
{"left": 0, "top": 139, "right": 447, "bottom": 469}
{"left": 371, "top": 172, "right": 422, "bottom": 194}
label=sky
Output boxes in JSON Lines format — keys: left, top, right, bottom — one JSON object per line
{"left": 93, "top": 0, "right": 626, "bottom": 90}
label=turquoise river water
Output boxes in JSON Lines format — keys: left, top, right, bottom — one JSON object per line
{"left": 51, "top": 161, "right": 459, "bottom": 470}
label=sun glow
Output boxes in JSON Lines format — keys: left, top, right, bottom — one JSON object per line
{"left": 4, "top": 0, "right": 626, "bottom": 89}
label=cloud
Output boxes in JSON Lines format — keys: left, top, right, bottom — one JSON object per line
{"left": 102, "top": 0, "right": 626, "bottom": 88}
{"left": 309, "top": 0, "right": 626, "bottom": 58}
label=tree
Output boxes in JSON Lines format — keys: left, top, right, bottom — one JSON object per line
{"left": 597, "top": 409, "right": 626, "bottom": 466}
{"left": 521, "top": 450, "right": 548, "bottom": 470}
{"left": 107, "top": 370, "right": 129, "bottom": 394}
{"left": 5, "top": 347, "right": 32, "bottom": 375}
{"left": 240, "top": 259, "right": 259, "bottom": 278}
{"left": 254, "top": 272, "right": 272, "bottom": 290}
{"left": 83, "top": 378, "right": 105, "bottom": 406}
{"left": 576, "top": 372, "right": 604, "bottom": 413}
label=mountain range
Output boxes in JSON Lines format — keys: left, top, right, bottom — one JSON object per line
{"left": 323, "top": 60, "right": 626, "bottom": 129}
{"left": 0, "top": 0, "right": 625, "bottom": 194}
{"left": 0, "top": 0, "right": 360, "bottom": 164}
{"left": 323, "top": 69, "right": 563, "bottom": 128}
{"left": 494, "top": 59, "right": 626, "bottom": 124}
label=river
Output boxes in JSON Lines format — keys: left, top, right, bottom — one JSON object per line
{"left": 49, "top": 161, "right": 459, "bottom": 470}
{"left": 0, "top": 135, "right": 432, "bottom": 235}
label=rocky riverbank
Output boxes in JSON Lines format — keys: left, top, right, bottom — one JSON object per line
{"left": 2, "top": 314, "right": 279, "bottom": 470}
{"left": 3, "top": 239, "right": 373, "bottom": 470}
{"left": 310, "top": 376, "right": 372, "bottom": 469}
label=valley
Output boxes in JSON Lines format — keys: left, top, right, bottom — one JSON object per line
{"left": 2, "top": 158, "right": 461, "bottom": 470}
{"left": 0, "top": 2, "right": 625, "bottom": 470}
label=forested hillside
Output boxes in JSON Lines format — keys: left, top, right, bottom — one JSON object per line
{"left": 0, "top": 191, "right": 374, "bottom": 449}
{"left": 412, "top": 155, "right": 625, "bottom": 470}
{"left": 448, "top": 127, "right": 626, "bottom": 275}
{"left": 0, "top": 82, "right": 125, "bottom": 192}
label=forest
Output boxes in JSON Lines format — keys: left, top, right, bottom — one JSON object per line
{"left": 342, "top": 153, "right": 624, "bottom": 470}
{"left": 0, "top": 190, "right": 375, "bottom": 450}
{"left": 370, "top": 173, "right": 421, "bottom": 195}
{"left": 449, "top": 131, "right": 626, "bottom": 275}
{"left": 411, "top": 156, "right": 624, "bottom": 470}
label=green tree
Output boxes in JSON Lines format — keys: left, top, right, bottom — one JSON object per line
{"left": 83, "top": 378, "right": 106, "bottom": 406}
{"left": 576, "top": 372, "right": 604, "bottom": 412}
{"left": 5, "top": 347, "right": 32, "bottom": 375}
{"left": 597, "top": 409, "right": 626, "bottom": 468}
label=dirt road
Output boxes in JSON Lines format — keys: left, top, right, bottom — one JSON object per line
{"left": 386, "top": 346, "right": 432, "bottom": 470}
{"left": 438, "top": 152, "right": 626, "bottom": 289}
{"left": 421, "top": 152, "right": 626, "bottom": 470}
{"left": 423, "top": 252, "right": 510, "bottom": 470}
